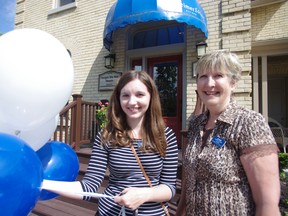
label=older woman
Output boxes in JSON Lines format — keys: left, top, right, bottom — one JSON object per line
{"left": 176, "top": 50, "right": 280, "bottom": 216}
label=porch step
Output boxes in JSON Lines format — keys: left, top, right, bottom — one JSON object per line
{"left": 76, "top": 147, "right": 110, "bottom": 180}
{"left": 76, "top": 147, "right": 92, "bottom": 165}
{"left": 30, "top": 197, "right": 96, "bottom": 216}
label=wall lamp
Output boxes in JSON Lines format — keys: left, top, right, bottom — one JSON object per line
{"left": 104, "top": 54, "right": 116, "bottom": 69}
{"left": 192, "top": 62, "right": 197, "bottom": 78}
{"left": 196, "top": 42, "right": 207, "bottom": 59}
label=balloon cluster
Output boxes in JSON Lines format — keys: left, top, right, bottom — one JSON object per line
{"left": 0, "top": 29, "right": 79, "bottom": 215}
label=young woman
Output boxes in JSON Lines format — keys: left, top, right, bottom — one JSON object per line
{"left": 176, "top": 50, "right": 280, "bottom": 216}
{"left": 42, "top": 70, "right": 178, "bottom": 216}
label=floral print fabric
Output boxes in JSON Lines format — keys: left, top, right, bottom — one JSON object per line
{"left": 184, "top": 102, "right": 278, "bottom": 215}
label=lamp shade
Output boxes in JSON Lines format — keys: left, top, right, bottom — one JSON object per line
{"left": 196, "top": 42, "right": 207, "bottom": 58}
{"left": 104, "top": 54, "right": 115, "bottom": 69}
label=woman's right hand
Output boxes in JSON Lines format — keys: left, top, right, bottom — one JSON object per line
{"left": 114, "top": 187, "right": 148, "bottom": 210}
{"left": 114, "top": 184, "right": 172, "bottom": 210}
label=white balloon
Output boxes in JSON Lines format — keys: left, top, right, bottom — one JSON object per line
{"left": 0, "top": 28, "right": 74, "bottom": 130}
{"left": 0, "top": 115, "right": 59, "bottom": 151}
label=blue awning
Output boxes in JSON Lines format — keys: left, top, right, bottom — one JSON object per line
{"left": 103, "top": 0, "right": 208, "bottom": 50}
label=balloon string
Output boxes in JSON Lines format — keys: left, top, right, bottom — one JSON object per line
{"left": 118, "top": 206, "right": 126, "bottom": 216}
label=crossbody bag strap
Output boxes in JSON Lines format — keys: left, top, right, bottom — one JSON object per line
{"left": 131, "top": 144, "right": 152, "bottom": 186}
{"left": 130, "top": 144, "right": 170, "bottom": 216}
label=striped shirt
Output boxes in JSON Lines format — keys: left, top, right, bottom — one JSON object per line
{"left": 81, "top": 127, "right": 178, "bottom": 216}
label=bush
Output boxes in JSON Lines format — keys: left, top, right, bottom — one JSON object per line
{"left": 279, "top": 153, "right": 288, "bottom": 215}
{"left": 279, "top": 153, "right": 288, "bottom": 172}
{"left": 96, "top": 101, "right": 108, "bottom": 129}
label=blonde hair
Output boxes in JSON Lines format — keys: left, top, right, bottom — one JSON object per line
{"left": 101, "top": 70, "right": 167, "bottom": 157}
{"left": 195, "top": 50, "right": 242, "bottom": 83}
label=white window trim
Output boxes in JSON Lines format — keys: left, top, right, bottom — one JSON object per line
{"left": 48, "top": 1, "right": 77, "bottom": 15}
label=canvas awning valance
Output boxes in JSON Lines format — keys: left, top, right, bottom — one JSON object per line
{"left": 103, "top": 0, "right": 208, "bottom": 50}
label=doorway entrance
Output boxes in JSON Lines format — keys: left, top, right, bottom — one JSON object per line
{"left": 147, "top": 55, "right": 182, "bottom": 146}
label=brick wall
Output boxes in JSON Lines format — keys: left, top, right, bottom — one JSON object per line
{"left": 251, "top": 1, "right": 288, "bottom": 42}
{"left": 16, "top": 0, "right": 288, "bottom": 125}
{"left": 189, "top": 0, "right": 253, "bottom": 114}
{"left": 15, "top": 0, "right": 115, "bottom": 102}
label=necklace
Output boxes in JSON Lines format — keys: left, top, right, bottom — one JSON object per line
{"left": 131, "top": 130, "right": 138, "bottom": 138}
{"left": 132, "top": 130, "right": 142, "bottom": 148}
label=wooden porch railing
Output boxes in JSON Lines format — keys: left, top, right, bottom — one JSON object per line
{"left": 52, "top": 94, "right": 100, "bottom": 151}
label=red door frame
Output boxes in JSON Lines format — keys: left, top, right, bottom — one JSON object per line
{"left": 147, "top": 55, "right": 182, "bottom": 147}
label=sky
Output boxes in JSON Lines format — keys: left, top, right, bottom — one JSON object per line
{"left": 0, "top": 0, "right": 17, "bottom": 34}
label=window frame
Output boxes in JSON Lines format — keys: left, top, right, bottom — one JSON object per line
{"left": 128, "top": 21, "right": 185, "bottom": 50}
{"left": 48, "top": 0, "right": 77, "bottom": 15}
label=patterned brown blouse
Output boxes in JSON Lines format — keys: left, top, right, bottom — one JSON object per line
{"left": 184, "top": 101, "right": 279, "bottom": 216}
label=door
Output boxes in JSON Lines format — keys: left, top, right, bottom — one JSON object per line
{"left": 148, "top": 55, "right": 182, "bottom": 146}
{"left": 268, "top": 77, "right": 287, "bottom": 127}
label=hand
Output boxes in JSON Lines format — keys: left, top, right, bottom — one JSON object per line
{"left": 114, "top": 187, "right": 150, "bottom": 210}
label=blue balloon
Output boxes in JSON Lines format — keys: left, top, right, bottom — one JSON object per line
{"left": 0, "top": 132, "right": 43, "bottom": 216}
{"left": 36, "top": 141, "right": 79, "bottom": 200}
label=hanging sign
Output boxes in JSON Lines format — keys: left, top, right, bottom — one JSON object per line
{"left": 98, "top": 71, "right": 122, "bottom": 91}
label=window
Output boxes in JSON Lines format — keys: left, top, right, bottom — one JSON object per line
{"left": 131, "top": 59, "right": 142, "bottom": 71}
{"left": 130, "top": 25, "right": 184, "bottom": 49}
{"left": 59, "top": 0, "right": 75, "bottom": 7}
{"left": 48, "top": 0, "right": 76, "bottom": 15}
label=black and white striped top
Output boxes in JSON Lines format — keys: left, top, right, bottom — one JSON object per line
{"left": 81, "top": 127, "right": 178, "bottom": 216}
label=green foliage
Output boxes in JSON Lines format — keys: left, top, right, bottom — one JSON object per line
{"left": 96, "top": 101, "right": 108, "bottom": 129}
{"left": 279, "top": 153, "right": 288, "bottom": 171}
{"left": 279, "top": 153, "right": 288, "bottom": 215}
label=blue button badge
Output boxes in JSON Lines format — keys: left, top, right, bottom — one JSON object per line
{"left": 211, "top": 135, "right": 226, "bottom": 148}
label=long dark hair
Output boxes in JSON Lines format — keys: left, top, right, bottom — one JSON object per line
{"left": 101, "top": 70, "right": 167, "bottom": 156}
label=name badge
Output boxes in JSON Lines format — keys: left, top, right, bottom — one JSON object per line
{"left": 211, "top": 135, "right": 226, "bottom": 148}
